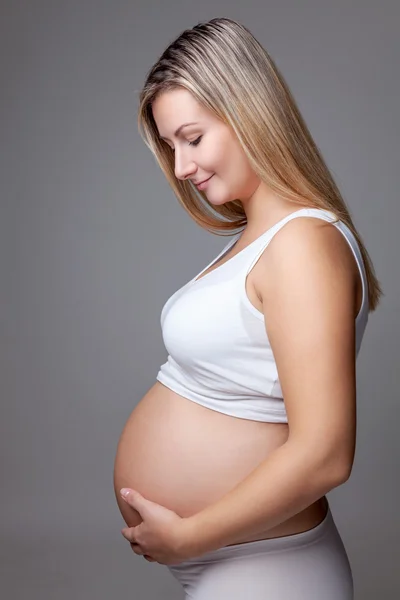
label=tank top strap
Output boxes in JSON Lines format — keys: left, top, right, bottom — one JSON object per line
{"left": 242, "top": 206, "right": 369, "bottom": 317}
{"left": 244, "top": 207, "right": 335, "bottom": 276}
{"left": 329, "top": 216, "right": 370, "bottom": 316}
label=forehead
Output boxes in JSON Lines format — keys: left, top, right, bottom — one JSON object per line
{"left": 152, "top": 88, "right": 208, "bottom": 134}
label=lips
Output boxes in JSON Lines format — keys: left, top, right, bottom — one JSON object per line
{"left": 195, "top": 175, "right": 213, "bottom": 187}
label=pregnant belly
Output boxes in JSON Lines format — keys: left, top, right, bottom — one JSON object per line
{"left": 113, "top": 382, "right": 289, "bottom": 524}
{"left": 113, "top": 381, "right": 327, "bottom": 544}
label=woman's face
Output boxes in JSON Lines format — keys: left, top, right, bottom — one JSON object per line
{"left": 152, "top": 88, "right": 261, "bottom": 205}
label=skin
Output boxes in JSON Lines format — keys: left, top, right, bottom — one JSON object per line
{"left": 119, "top": 87, "right": 360, "bottom": 564}
{"left": 153, "top": 87, "right": 295, "bottom": 234}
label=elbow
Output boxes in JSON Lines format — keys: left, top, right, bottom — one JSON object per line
{"left": 286, "top": 438, "right": 354, "bottom": 492}
{"left": 329, "top": 446, "right": 354, "bottom": 485}
{"left": 320, "top": 457, "right": 353, "bottom": 489}
{"left": 299, "top": 446, "right": 354, "bottom": 492}
{"left": 336, "top": 461, "right": 353, "bottom": 484}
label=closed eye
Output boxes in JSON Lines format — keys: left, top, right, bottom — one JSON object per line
{"left": 167, "top": 136, "right": 202, "bottom": 152}
{"left": 188, "top": 136, "right": 202, "bottom": 147}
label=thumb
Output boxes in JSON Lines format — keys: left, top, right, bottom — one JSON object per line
{"left": 120, "top": 488, "right": 144, "bottom": 509}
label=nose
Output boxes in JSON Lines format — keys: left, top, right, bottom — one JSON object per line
{"left": 173, "top": 148, "right": 197, "bottom": 181}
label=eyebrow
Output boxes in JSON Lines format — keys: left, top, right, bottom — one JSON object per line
{"left": 159, "top": 122, "right": 199, "bottom": 141}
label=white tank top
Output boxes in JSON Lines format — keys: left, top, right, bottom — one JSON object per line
{"left": 156, "top": 207, "right": 369, "bottom": 423}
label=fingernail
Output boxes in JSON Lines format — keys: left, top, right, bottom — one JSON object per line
{"left": 120, "top": 488, "right": 129, "bottom": 497}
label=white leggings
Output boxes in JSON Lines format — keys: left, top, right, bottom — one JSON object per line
{"left": 167, "top": 506, "right": 353, "bottom": 599}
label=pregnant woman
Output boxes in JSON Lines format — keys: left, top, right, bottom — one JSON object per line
{"left": 113, "top": 17, "right": 382, "bottom": 599}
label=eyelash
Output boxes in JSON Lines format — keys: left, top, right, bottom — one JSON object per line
{"left": 189, "top": 136, "right": 202, "bottom": 147}
{"left": 169, "top": 136, "right": 202, "bottom": 152}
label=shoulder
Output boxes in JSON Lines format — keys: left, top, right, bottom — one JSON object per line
{"left": 266, "top": 214, "right": 352, "bottom": 267}
{"left": 254, "top": 215, "right": 358, "bottom": 313}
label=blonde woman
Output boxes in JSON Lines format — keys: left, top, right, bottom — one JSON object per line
{"left": 113, "top": 17, "right": 382, "bottom": 599}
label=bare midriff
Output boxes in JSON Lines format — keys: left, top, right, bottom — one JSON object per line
{"left": 113, "top": 381, "right": 329, "bottom": 548}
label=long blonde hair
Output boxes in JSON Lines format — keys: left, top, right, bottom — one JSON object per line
{"left": 138, "top": 17, "right": 382, "bottom": 311}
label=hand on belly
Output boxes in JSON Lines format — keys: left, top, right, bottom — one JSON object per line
{"left": 113, "top": 384, "right": 289, "bottom": 525}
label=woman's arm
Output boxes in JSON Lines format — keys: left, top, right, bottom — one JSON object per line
{"left": 181, "top": 218, "right": 358, "bottom": 556}
{"left": 182, "top": 435, "right": 348, "bottom": 556}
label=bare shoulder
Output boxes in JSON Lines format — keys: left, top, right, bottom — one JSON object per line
{"left": 253, "top": 216, "right": 360, "bottom": 319}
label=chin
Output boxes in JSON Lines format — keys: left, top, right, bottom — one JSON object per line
{"left": 207, "top": 192, "right": 234, "bottom": 206}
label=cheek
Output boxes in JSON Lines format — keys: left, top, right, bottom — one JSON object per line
{"left": 208, "top": 146, "right": 239, "bottom": 179}
{"left": 204, "top": 135, "right": 256, "bottom": 196}
{"left": 228, "top": 145, "right": 258, "bottom": 189}
{"left": 221, "top": 151, "right": 251, "bottom": 189}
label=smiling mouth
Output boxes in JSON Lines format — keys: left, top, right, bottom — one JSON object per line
{"left": 195, "top": 175, "right": 214, "bottom": 188}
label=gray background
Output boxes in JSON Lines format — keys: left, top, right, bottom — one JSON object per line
{"left": 1, "top": 1, "right": 398, "bottom": 598}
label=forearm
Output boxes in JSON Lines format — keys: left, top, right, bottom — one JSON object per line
{"left": 183, "top": 440, "right": 348, "bottom": 556}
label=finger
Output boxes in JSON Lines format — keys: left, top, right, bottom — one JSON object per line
{"left": 120, "top": 488, "right": 141, "bottom": 508}
{"left": 121, "top": 527, "right": 137, "bottom": 544}
{"left": 130, "top": 542, "right": 144, "bottom": 555}
{"left": 129, "top": 543, "right": 155, "bottom": 562}
{"left": 144, "top": 555, "right": 156, "bottom": 562}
